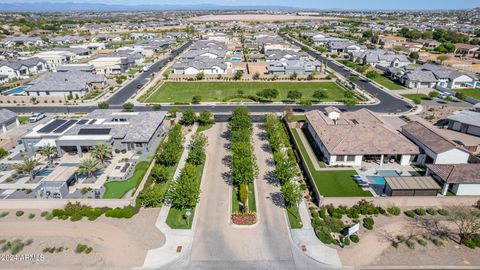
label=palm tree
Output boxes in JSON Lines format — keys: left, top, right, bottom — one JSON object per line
{"left": 13, "top": 157, "right": 42, "bottom": 182}
{"left": 38, "top": 144, "right": 57, "bottom": 165}
{"left": 77, "top": 158, "right": 100, "bottom": 179}
{"left": 90, "top": 142, "right": 112, "bottom": 166}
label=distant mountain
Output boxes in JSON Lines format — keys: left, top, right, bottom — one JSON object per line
{"left": 0, "top": 2, "right": 300, "bottom": 12}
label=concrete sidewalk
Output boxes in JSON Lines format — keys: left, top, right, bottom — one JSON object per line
{"left": 290, "top": 199, "right": 343, "bottom": 268}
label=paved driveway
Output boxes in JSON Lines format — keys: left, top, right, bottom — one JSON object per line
{"left": 164, "top": 123, "right": 332, "bottom": 270}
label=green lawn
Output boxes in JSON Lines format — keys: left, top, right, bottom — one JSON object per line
{"left": 293, "top": 115, "right": 307, "bottom": 122}
{"left": 197, "top": 123, "right": 213, "bottom": 133}
{"left": 145, "top": 82, "right": 351, "bottom": 103}
{"left": 103, "top": 161, "right": 151, "bottom": 199}
{"left": 291, "top": 129, "right": 372, "bottom": 197}
{"left": 287, "top": 205, "right": 303, "bottom": 229}
{"left": 455, "top": 88, "right": 480, "bottom": 100}
{"left": 232, "top": 182, "right": 257, "bottom": 214}
{"left": 17, "top": 116, "right": 30, "bottom": 125}
{"left": 166, "top": 162, "right": 205, "bottom": 229}
{"left": 373, "top": 75, "right": 406, "bottom": 90}
{"left": 401, "top": 94, "right": 432, "bottom": 103}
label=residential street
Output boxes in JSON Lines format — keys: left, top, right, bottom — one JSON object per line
{"left": 162, "top": 123, "right": 334, "bottom": 270}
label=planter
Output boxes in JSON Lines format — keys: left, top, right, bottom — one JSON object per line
{"left": 231, "top": 212, "right": 257, "bottom": 225}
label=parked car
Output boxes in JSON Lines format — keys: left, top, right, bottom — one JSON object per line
{"left": 29, "top": 112, "right": 45, "bottom": 123}
{"left": 438, "top": 92, "right": 453, "bottom": 99}
{"left": 142, "top": 65, "right": 151, "bottom": 72}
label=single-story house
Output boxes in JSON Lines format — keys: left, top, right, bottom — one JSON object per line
{"left": 305, "top": 107, "right": 420, "bottom": 167}
{"left": 25, "top": 70, "right": 106, "bottom": 97}
{"left": 173, "top": 57, "right": 230, "bottom": 75}
{"left": 0, "top": 57, "right": 48, "bottom": 79}
{"left": 0, "top": 109, "right": 18, "bottom": 134}
{"left": 89, "top": 56, "right": 128, "bottom": 75}
{"left": 401, "top": 121, "right": 470, "bottom": 165}
{"left": 446, "top": 110, "right": 480, "bottom": 137}
{"left": 426, "top": 163, "right": 480, "bottom": 195}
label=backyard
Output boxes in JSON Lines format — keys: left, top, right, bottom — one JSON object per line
{"left": 290, "top": 128, "right": 372, "bottom": 197}
{"left": 102, "top": 161, "right": 151, "bottom": 199}
{"left": 145, "top": 81, "right": 352, "bottom": 103}
{"left": 455, "top": 88, "right": 480, "bottom": 100}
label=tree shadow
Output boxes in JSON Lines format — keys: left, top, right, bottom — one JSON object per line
{"left": 264, "top": 170, "right": 280, "bottom": 186}
{"left": 222, "top": 155, "right": 231, "bottom": 167}
{"left": 220, "top": 130, "right": 230, "bottom": 140}
{"left": 257, "top": 131, "right": 268, "bottom": 141}
{"left": 261, "top": 143, "right": 273, "bottom": 154}
{"left": 222, "top": 171, "right": 232, "bottom": 186}
{"left": 270, "top": 191, "right": 286, "bottom": 209}
{"left": 265, "top": 157, "right": 276, "bottom": 167}
{"left": 416, "top": 216, "right": 457, "bottom": 242}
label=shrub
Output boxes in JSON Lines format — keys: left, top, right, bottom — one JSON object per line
{"left": 417, "top": 238, "right": 428, "bottom": 246}
{"left": 46, "top": 214, "right": 54, "bottom": 220}
{"left": 415, "top": 208, "right": 426, "bottom": 216}
{"left": 387, "top": 206, "right": 401, "bottom": 216}
{"left": 104, "top": 207, "right": 136, "bottom": 218}
{"left": 431, "top": 237, "right": 444, "bottom": 247}
{"left": 426, "top": 208, "right": 437, "bottom": 215}
{"left": 75, "top": 244, "right": 87, "bottom": 253}
{"left": 70, "top": 215, "right": 82, "bottom": 222}
{"left": 40, "top": 211, "right": 49, "bottom": 217}
{"left": 437, "top": 209, "right": 449, "bottom": 216}
{"left": 462, "top": 239, "right": 476, "bottom": 249}
{"left": 406, "top": 239, "right": 416, "bottom": 249}
{"left": 0, "top": 148, "right": 8, "bottom": 159}
{"left": 404, "top": 210, "right": 416, "bottom": 218}
{"left": 344, "top": 237, "right": 350, "bottom": 246}
{"left": 85, "top": 247, "right": 93, "bottom": 254}
{"left": 350, "top": 234, "right": 360, "bottom": 243}
{"left": 28, "top": 213, "right": 35, "bottom": 219}
{"left": 16, "top": 210, "right": 24, "bottom": 216}
{"left": 0, "top": 211, "right": 9, "bottom": 218}
{"left": 362, "top": 217, "right": 374, "bottom": 230}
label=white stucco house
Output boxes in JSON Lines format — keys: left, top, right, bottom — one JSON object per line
{"left": 426, "top": 163, "right": 480, "bottom": 195}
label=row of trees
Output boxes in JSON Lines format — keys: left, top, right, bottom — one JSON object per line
{"left": 178, "top": 108, "right": 214, "bottom": 127}
{"left": 170, "top": 133, "right": 208, "bottom": 209}
{"left": 264, "top": 115, "right": 301, "bottom": 212}
{"left": 229, "top": 107, "right": 257, "bottom": 214}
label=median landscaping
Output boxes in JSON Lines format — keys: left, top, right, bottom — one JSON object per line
{"left": 145, "top": 81, "right": 354, "bottom": 103}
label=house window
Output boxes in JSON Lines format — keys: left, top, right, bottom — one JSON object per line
{"left": 337, "top": 155, "right": 345, "bottom": 162}
{"left": 346, "top": 155, "right": 355, "bottom": 162}
{"left": 135, "top": 143, "right": 143, "bottom": 147}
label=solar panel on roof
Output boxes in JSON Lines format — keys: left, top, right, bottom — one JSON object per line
{"left": 38, "top": 119, "right": 67, "bottom": 133}
{"left": 53, "top": 120, "right": 78, "bottom": 133}
{"left": 77, "top": 119, "right": 88, "bottom": 125}
{"left": 78, "top": 128, "right": 111, "bottom": 135}
{"left": 88, "top": 119, "right": 97, "bottom": 124}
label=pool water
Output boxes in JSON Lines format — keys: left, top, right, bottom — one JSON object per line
{"left": 366, "top": 170, "right": 399, "bottom": 185}
{"left": 37, "top": 168, "right": 54, "bottom": 177}
{"left": 230, "top": 57, "right": 242, "bottom": 62}
{"left": 3, "top": 86, "right": 28, "bottom": 96}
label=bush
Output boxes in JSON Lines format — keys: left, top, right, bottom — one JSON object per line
{"left": 426, "top": 208, "right": 437, "bottom": 215}
{"left": 417, "top": 238, "right": 428, "bottom": 247}
{"left": 104, "top": 207, "right": 136, "bottom": 219}
{"left": 405, "top": 210, "right": 416, "bottom": 218}
{"left": 362, "top": 217, "right": 374, "bottom": 230}
{"left": 406, "top": 239, "right": 416, "bottom": 249}
{"left": 437, "top": 209, "right": 449, "bottom": 216}
{"left": 462, "top": 239, "right": 476, "bottom": 249}
{"left": 40, "top": 211, "right": 49, "bottom": 217}
{"left": 28, "top": 213, "right": 35, "bottom": 219}
{"left": 350, "top": 234, "right": 360, "bottom": 243}
{"left": 387, "top": 206, "right": 401, "bottom": 216}
{"left": 70, "top": 215, "right": 82, "bottom": 222}
{"left": 415, "top": 208, "right": 426, "bottom": 216}
{"left": 0, "top": 148, "right": 8, "bottom": 159}
{"left": 75, "top": 244, "right": 87, "bottom": 253}
{"left": 0, "top": 211, "right": 9, "bottom": 218}
{"left": 16, "top": 210, "right": 24, "bottom": 216}
{"left": 344, "top": 237, "right": 350, "bottom": 246}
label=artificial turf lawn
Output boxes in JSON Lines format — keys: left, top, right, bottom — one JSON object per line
{"left": 102, "top": 161, "right": 150, "bottom": 199}
{"left": 290, "top": 128, "right": 372, "bottom": 197}
{"left": 145, "top": 81, "right": 351, "bottom": 103}
{"left": 455, "top": 88, "right": 480, "bottom": 100}
{"left": 372, "top": 75, "right": 406, "bottom": 90}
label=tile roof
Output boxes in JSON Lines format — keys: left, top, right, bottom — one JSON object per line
{"left": 401, "top": 121, "right": 459, "bottom": 154}
{"left": 447, "top": 110, "right": 480, "bottom": 127}
{"left": 0, "top": 109, "right": 17, "bottom": 124}
{"left": 305, "top": 108, "right": 420, "bottom": 155}
{"left": 427, "top": 163, "right": 480, "bottom": 184}
{"left": 27, "top": 71, "right": 105, "bottom": 92}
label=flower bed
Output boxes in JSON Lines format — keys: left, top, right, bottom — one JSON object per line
{"left": 232, "top": 212, "right": 257, "bottom": 225}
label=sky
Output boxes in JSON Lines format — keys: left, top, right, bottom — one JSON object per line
{"left": 2, "top": 0, "right": 479, "bottom": 10}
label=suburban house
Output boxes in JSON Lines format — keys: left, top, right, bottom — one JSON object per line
{"left": 50, "top": 35, "right": 85, "bottom": 45}
{"left": 304, "top": 107, "right": 420, "bottom": 167}
{"left": 173, "top": 57, "right": 230, "bottom": 75}
{"left": 397, "top": 64, "right": 477, "bottom": 89}
{"left": 454, "top": 43, "right": 480, "bottom": 56}
{"left": 379, "top": 35, "right": 407, "bottom": 49}
{"left": 327, "top": 41, "right": 366, "bottom": 53}
{"left": 426, "top": 163, "right": 480, "bottom": 195}
{"left": 401, "top": 121, "right": 470, "bottom": 165}
{"left": 446, "top": 110, "right": 480, "bottom": 137}
{"left": 34, "top": 50, "right": 77, "bottom": 69}
{"left": 351, "top": 49, "right": 411, "bottom": 68}
{"left": 89, "top": 56, "right": 128, "bottom": 74}
{"left": 56, "top": 64, "right": 94, "bottom": 73}
{"left": 0, "top": 36, "right": 44, "bottom": 47}
{"left": 22, "top": 110, "right": 167, "bottom": 157}
{"left": 0, "top": 57, "right": 48, "bottom": 79}
{"left": 0, "top": 109, "right": 18, "bottom": 134}
{"left": 265, "top": 50, "right": 309, "bottom": 61}
{"left": 267, "top": 59, "right": 321, "bottom": 75}
{"left": 25, "top": 70, "right": 106, "bottom": 97}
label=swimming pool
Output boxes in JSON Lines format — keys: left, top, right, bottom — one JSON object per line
{"left": 366, "top": 170, "right": 399, "bottom": 185}
{"left": 37, "top": 168, "right": 54, "bottom": 177}
{"left": 3, "top": 86, "right": 28, "bottom": 96}
{"left": 230, "top": 57, "right": 242, "bottom": 62}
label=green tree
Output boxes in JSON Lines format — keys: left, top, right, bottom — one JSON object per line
{"left": 195, "top": 71, "right": 205, "bottom": 80}
{"left": 0, "top": 148, "right": 8, "bottom": 159}
{"left": 192, "top": 95, "right": 202, "bottom": 103}
{"left": 122, "top": 102, "right": 134, "bottom": 111}
{"left": 14, "top": 157, "right": 42, "bottom": 182}
{"left": 150, "top": 165, "right": 169, "bottom": 183}
{"left": 366, "top": 70, "right": 379, "bottom": 79}
{"left": 233, "top": 70, "right": 243, "bottom": 80}
{"left": 345, "top": 99, "right": 357, "bottom": 107}
{"left": 256, "top": 88, "right": 279, "bottom": 99}
{"left": 313, "top": 90, "right": 328, "bottom": 100}
{"left": 156, "top": 125, "right": 183, "bottom": 166}
{"left": 239, "top": 183, "right": 249, "bottom": 213}
{"left": 90, "top": 142, "right": 112, "bottom": 166}
{"left": 287, "top": 90, "right": 302, "bottom": 100}
{"left": 98, "top": 102, "right": 109, "bottom": 109}
{"left": 198, "top": 110, "right": 214, "bottom": 126}
{"left": 138, "top": 184, "right": 164, "bottom": 207}
{"left": 168, "top": 107, "right": 180, "bottom": 117}
{"left": 409, "top": 51, "right": 420, "bottom": 60}
{"left": 281, "top": 180, "right": 300, "bottom": 209}
{"left": 77, "top": 158, "right": 99, "bottom": 179}
{"left": 180, "top": 108, "right": 196, "bottom": 126}
{"left": 170, "top": 163, "right": 200, "bottom": 209}
{"left": 38, "top": 144, "right": 57, "bottom": 165}
{"left": 428, "top": 91, "right": 439, "bottom": 98}
{"left": 186, "top": 133, "right": 207, "bottom": 166}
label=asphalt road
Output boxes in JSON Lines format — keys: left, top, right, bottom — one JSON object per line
{"left": 107, "top": 40, "right": 192, "bottom": 105}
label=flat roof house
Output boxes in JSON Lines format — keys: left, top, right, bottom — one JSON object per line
{"left": 304, "top": 107, "right": 420, "bottom": 167}
{"left": 446, "top": 110, "right": 480, "bottom": 137}
{"left": 22, "top": 109, "right": 167, "bottom": 157}
{"left": 401, "top": 121, "right": 470, "bottom": 165}
{"left": 426, "top": 163, "right": 480, "bottom": 195}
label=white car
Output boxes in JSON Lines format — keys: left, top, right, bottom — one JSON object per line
{"left": 29, "top": 112, "right": 46, "bottom": 123}
{"left": 142, "top": 65, "right": 151, "bottom": 72}
{"left": 438, "top": 92, "right": 453, "bottom": 99}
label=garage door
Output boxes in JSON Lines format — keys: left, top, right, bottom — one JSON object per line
{"left": 467, "top": 125, "right": 480, "bottom": 136}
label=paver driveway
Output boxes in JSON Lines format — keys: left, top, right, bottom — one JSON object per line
{"left": 164, "top": 123, "right": 333, "bottom": 270}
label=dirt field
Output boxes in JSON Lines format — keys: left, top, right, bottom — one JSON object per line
{"left": 189, "top": 14, "right": 338, "bottom": 22}
{"left": 337, "top": 213, "right": 480, "bottom": 269}
{"left": 0, "top": 208, "right": 164, "bottom": 269}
